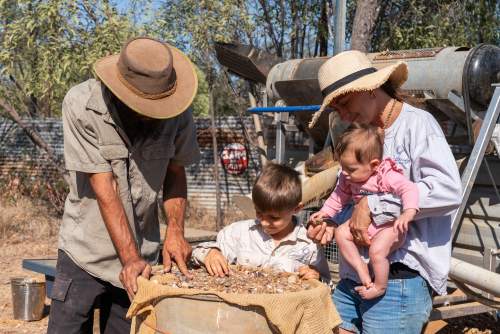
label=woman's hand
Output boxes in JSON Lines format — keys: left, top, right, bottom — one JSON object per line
{"left": 204, "top": 249, "right": 229, "bottom": 277}
{"left": 298, "top": 265, "right": 320, "bottom": 280}
{"left": 349, "top": 197, "right": 372, "bottom": 246}
{"left": 307, "top": 222, "right": 336, "bottom": 245}
{"left": 307, "top": 211, "right": 335, "bottom": 245}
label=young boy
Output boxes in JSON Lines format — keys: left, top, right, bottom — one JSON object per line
{"left": 192, "top": 163, "right": 330, "bottom": 281}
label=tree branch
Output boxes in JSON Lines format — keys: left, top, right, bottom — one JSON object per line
{"left": 0, "top": 97, "right": 67, "bottom": 180}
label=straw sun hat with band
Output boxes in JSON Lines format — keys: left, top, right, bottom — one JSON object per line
{"left": 309, "top": 50, "right": 408, "bottom": 128}
{"left": 94, "top": 37, "right": 198, "bottom": 119}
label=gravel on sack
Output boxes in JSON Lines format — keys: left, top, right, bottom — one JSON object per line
{"left": 151, "top": 265, "right": 313, "bottom": 294}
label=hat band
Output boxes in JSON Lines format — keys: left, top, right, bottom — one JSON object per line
{"left": 321, "top": 67, "right": 377, "bottom": 97}
{"left": 116, "top": 69, "right": 177, "bottom": 100}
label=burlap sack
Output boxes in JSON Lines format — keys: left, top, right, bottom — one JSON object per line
{"left": 127, "top": 275, "right": 341, "bottom": 334}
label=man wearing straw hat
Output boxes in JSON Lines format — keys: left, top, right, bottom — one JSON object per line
{"left": 48, "top": 37, "right": 200, "bottom": 333}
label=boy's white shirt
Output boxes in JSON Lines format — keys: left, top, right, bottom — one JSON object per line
{"left": 192, "top": 219, "right": 331, "bottom": 281}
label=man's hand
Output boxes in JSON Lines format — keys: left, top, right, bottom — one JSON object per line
{"left": 163, "top": 230, "right": 192, "bottom": 278}
{"left": 204, "top": 249, "right": 229, "bottom": 277}
{"left": 349, "top": 197, "right": 372, "bottom": 246}
{"left": 394, "top": 208, "right": 417, "bottom": 234}
{"left": 298, "top": 265, "right": 320, "bottom": 280}
{"left": 163, "top": 162, "right": 192, "bottom": 278}
{"left": 119, "top": 256, "right": 151, "bottom": 301}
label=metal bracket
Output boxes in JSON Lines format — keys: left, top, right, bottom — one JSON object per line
{"left": 451, "top": 87, "right": 500, "bottom": 240}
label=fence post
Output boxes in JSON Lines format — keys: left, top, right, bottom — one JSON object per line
{"left": 209, "top": 90, "right": 222, "bottom": 231}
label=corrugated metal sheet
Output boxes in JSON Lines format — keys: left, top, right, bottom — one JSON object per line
{"left": 0, "top": 115, "right": 312, "bottom": 215}
{"left": 0, "top": 116, "right": 262, "bottom": 215}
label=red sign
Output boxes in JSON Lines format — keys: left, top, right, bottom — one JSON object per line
{"left": 220, "top": 143, "right": 248, "bottom": 175}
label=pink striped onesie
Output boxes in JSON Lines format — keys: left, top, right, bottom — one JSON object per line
{"left": 320, "top": 158, "right": 419, "bottom": 236}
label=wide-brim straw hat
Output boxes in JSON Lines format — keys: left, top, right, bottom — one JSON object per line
{"left": 94, "top": 37, "right": 198, "bottom": 119}
{"left": 309, "top": 50, "right": 408, "bottom": 128}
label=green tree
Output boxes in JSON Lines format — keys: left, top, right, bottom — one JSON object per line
{"left": 154, "top": 0, "right": 255, "bottom": 115}
{"left": 191, "top": 65, "right": 210, "bottom": 117}
{"left": 0, "top": 0, "right": 149, "bottom": 117}
{"left": 360, "top": 0, "right": 499, "bottom": 51}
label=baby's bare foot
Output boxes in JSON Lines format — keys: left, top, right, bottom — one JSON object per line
{"left": 357, "top": 284, "right": 386, "bottom": 300}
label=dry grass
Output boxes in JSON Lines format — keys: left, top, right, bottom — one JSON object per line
{"left": 184, "top": 200, "right": 248, "bottom": 231}
{"left": 0, "top": 197, "right": 498, "bottom": 334}
{"left": 0, "top": 197, "right": 60, "bottom": 245}
{"left": 0, "top": 197, "right": 58, "bottom": 334}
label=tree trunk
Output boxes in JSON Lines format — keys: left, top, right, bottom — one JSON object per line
{"left": 315, "top": 0, "right": 329, "bottom": 57}
{"left": 351, "top": 0, "right": 382, "bottom": 52}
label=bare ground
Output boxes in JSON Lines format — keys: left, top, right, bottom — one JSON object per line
{"left": 0, "top": 198, "right": 498, "bottom": 333}
{"left": 0, "top": 198, "right": 58, "bottom": 334}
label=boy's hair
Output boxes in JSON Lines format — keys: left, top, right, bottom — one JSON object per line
{"left": 334, "top": 123, "right": 383, "bottom": 163}
{"left": 252, "top": 163, "right": 302, "bottom": 213}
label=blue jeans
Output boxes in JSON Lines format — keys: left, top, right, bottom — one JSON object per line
{"left": 333, "top": 276, "right": 432, "bottom": 334}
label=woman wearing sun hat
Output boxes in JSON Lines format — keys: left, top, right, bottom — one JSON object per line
{"left": 307, "top": 50, "right": 462, "bottom": 333}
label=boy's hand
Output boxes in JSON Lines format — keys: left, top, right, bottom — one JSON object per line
{"left": 394, "top": 208, "right": 417, "bottom": 234}
{"left": 298, "top": 265, "right": 320, "bottom": 280}
{"left": 204, "top": 249, "right": 229, "bottom": 277}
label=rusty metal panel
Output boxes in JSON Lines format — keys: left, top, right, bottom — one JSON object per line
{"left": 373, "top": 47, "right": 445, "bottom": 60}
{"left": 215, "top": 42, "right": 280, "bottom": 84}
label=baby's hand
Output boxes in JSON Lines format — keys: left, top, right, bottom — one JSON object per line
{"left": 204, "top": 249, "right": 229, "bottom": 277}
{"left": 394, "top": 209, "right": 417, "bottom": 234}
{"left": 298, "top": 265, "right": 320, "bottom": 280}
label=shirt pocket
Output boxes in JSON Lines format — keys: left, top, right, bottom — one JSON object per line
{"left": 99, "top": 144, "right": 129, "bottom": 160}
{"left": 236, "top": 250, "right": 262, "bottom": 267}
{"left": 99, "top": 144, "right": 131, "bottom": 199}
{"left": 142, "top": 144, "right": 174, "bottom": 161}
{"left": 287, "top": 246, "right": 314, "bottom": 265}
{"left": 140, "top": 144, "right": 175, "bottom": 197}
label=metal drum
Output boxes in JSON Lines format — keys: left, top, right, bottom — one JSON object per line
{"left": 10, "top": 277, "right": 46, "bottom": 321}
{"left": 137, "top": 294, "right": 276, "bottom": 334}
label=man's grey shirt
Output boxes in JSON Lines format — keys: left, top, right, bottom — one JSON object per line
{"left": 59, "top": 79, "right": 200, "bottom": 287}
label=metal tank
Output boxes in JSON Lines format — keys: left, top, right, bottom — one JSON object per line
{"left": 368, "top": 45, "right": 500, "bottom": 108}
{"left": 264, "top": 45, "right": 500, "bottom": 146}
{"left": 266, "top": 45, "right": 500, "bottom": 108}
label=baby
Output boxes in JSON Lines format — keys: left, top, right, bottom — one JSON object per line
{"left": 192, "top": 163, "right": 331, "bottom": 282}
{"left": 310, "top": 123, "right": 418, "bottom": 299}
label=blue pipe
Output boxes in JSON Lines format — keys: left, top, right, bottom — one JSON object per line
{"left": 247, "top": 105, "right": 321, "bottom": 113}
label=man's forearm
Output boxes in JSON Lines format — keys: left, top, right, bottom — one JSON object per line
{"left": 164, "top": 197, "right": 187, "bottom": 234}
{"left": 161, "top": 163, "right": 192, "bottom": 276}
{"left": 89, "top": 173, "right": 139, "bottom": 265}
{"left": 163, "top": 163, "right": 188, "bottom": 237}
